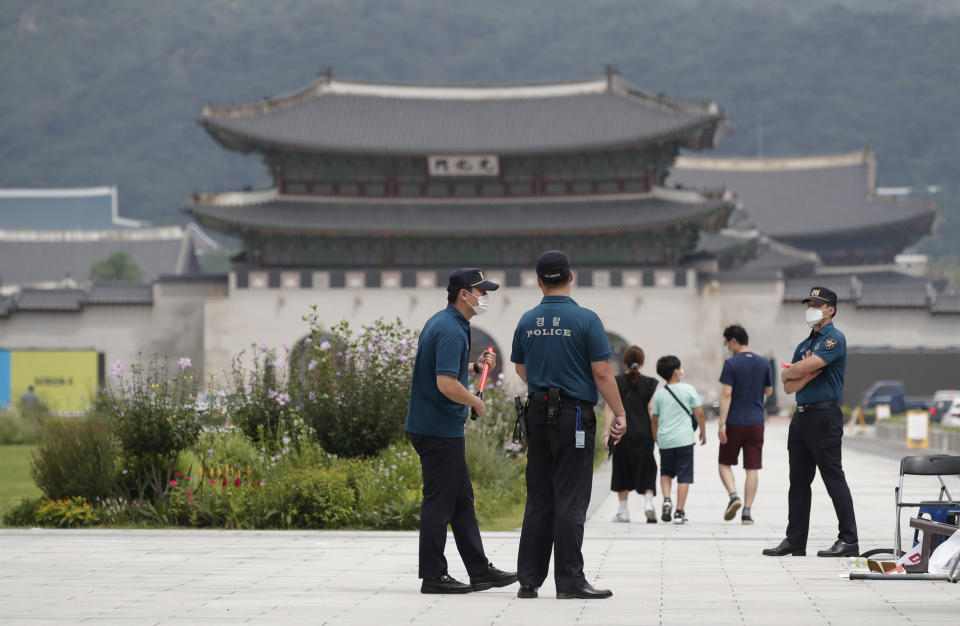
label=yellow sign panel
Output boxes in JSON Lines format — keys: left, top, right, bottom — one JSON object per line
{"left": 11, "top": 350, "right": 100, "bottom": 415}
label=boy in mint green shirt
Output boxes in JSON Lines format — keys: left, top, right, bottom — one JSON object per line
{"left": 650, "top": 355, "right": 706, "bottom": 524}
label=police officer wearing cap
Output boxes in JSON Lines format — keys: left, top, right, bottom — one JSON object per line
{"left": 764, "top": 286, "right": 859, "bottom": 558}
{"left": 405, "top": 268, "right": 518, "bottom": 594}
{"left": 511, "top": 251, "right": 627, "bottom": 599}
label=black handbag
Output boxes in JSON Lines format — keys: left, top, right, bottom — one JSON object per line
{"left": 664, "top": 385, "right": 698, "bottom": 432}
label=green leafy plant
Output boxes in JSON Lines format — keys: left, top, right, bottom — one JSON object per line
{"left": 30, "top": 417, "right": 120, "bottom": 501}
{"left": 224, "top": 345, "right": 296, "bottom": 444}
{"left": 35, "top": 497, "right": 100, "bottom": 528}
{"left": 102, "top": 355, "right": 205, "bottom": 499}
{"left": 299, "top": 316, "right": 417, "bottom": 457}
{"left": 271, "top": 466, "right": 357, "bottom": 529}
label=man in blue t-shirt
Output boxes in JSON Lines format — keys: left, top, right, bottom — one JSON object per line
{"left": 405, "top": 268, "right": 517, "bottom": 594}
{"left": 511, "top": 250, "right": 626, "bottom": 600}
{"left": 717, "top": 324, "right": 773, "bottom": 525}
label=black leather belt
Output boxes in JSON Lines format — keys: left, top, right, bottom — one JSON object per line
{"left": 528, "top": 392, "right": 594, "bottom": 408}
{"left": 797, "top": 400, "right": 839, "bottom": 414}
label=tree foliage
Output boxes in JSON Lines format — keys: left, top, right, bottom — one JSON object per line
{"left": 89, "top": 251, "right": 142, "bottom": 282}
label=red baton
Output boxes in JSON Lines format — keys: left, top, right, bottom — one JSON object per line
{"left": 470, "top": 346, "right": 495, "bottom": 420}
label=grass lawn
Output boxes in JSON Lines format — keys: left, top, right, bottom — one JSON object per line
{"left": 0, "top": 444, "right": 40, "bottom": 516}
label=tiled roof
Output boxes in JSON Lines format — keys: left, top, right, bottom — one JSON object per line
{"left": 0, "top": 295, "right": 14, "bottom": 317}
{"left": 0, "top": 226, "right": 195, "bottom": 287}
{"left": 184, "top": 188, "right": 733, "bottom": 236}
{"left": 200, "top": 74, "right": 724, "bottom": 155}
{"left": 719, "top": 238, "right": 819, "bottom": 281}
{"left": 856, "top": 282, "right": 932, "bottom": 308}
{"left": 783, "top": 279, "right": 858, "bottom": 303}
{"left": 0, "top": 187, "right": 145, "bottom": 230}
{"left": 87, "top": 283, "right": 153, "bottom": 305}
{"left": 669, "top": 151, "right": 936, "bottom": 240}
{"left": 17, "top": 288, "right": 86, "bottom": 312}
{"left": 932, "top": 294, "right": 960, "bottom": 315}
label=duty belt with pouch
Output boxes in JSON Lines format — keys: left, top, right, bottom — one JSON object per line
{"left": 546, "top": 386, "right": 561, "bottom": 425}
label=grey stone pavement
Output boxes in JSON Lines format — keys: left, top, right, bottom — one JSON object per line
{"left": 2, "top": 418, "right": 959, "bottom": 625}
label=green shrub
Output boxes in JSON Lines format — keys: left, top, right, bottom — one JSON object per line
{"left": 0, "top": 410, "right": 42, "bottom": 445}
{"left": 350, "top": 442, "right": 422, "bottom": 529}
{"left": 299, "top": 317, "right": 417, "bottom": 457}
{"left": 223, "top": 345, "right": 297, "bottom": 445}
{"left": 271, "top": 466, "right": 356, "bottom": 528}
{"left": 195, "top": 429, "right": 261, "bottom": 471}
{"left": 101, "top": 355, "right": 205, "bottom": 497}
{"left": 30, "top": 417, "right": 120, "bottom": 501}
{"left": 2, "top": 498, "right": 41, "bottom": 527}
{"left": 35, "top": 497, "right": 100, "bottom": 528}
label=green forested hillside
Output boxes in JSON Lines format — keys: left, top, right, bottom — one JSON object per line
{"left": 1, "top": 0, "right": 958, "bottom": 258}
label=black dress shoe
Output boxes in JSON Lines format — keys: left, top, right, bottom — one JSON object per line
{"left": 469, "top": 563, "right": 518, "bottom": 591}
{"left": 421, "top": 574, "right": 472, "bottom": 594}
{"left": 517, "top": 586, "right": 538, "bottom": 598}
{"left": 556, "top": 582, "right": 613, "bottom": 599}
{"left": 762, "top": 539, "right": 806, "bottom": 556}
{"left": 817, "top": 540, "right": 859, "bottom": 557}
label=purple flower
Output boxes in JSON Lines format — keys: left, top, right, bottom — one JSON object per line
{"left": 112, "top": 360, "right": 124, "bottom": 378}
{"left": 276, "top": 392, "right": 290, "bottom": 406}
{"left": 320, "top": 341, "right": 331, "bottom": 351}
{"left": 268, "top": 389, "right": 278, "bottom": 399}
{"left": 308, "top": 359, "right": 318, "bottom": 371}
{"left": 357, "top": 328, "right": 366, "bottom": 337}
{"left": 258, "top": 343, "right": 267, "bottom": 353}
{"left": 367, "top": 343, "right": 376, "bottom": 353}
{"left": 308, "top": 391, "right": 316, "bottom": 400}
{"left": 243, "top": 382, "right": 252, "bottom": 395}
{"left": 399, "top": 355, "right": 408, "bottom": 363}
{"left": 304, "top": 337, "right": 313, "bottom": 345}
{"left": 273, "top": 358, "right": 287, "bottom": 370}
{"left": 282, "top": 342, "right": 290, "bottom": 350}
{"left": 178, "top": 357, "right": 192, "bottom": 369}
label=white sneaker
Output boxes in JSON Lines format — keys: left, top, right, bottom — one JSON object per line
{"left": 644, "top": 502, "right": 657, "bottom": 523}
{"left": 612, "top": 510, "right": 630, "bottom": 523}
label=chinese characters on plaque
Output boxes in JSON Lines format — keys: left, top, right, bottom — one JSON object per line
{"left": 428, "top": 155, "right": 499, "bottom": 177}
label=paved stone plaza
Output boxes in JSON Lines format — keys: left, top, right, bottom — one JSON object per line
{"left": 1, "top": 418, "right": 958, "bottom": 625}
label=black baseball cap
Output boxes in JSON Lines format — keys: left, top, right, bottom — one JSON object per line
{"left": 447, "top": 268, "right": 499, "bottom": 293}
{"left": 802, "top": 286, "right": 838, "bottom": 309}
{"left": 536, "top": 250, "right": 571, "bottom": 280}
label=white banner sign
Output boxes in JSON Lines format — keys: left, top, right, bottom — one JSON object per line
{"left": 428, "top": 155, "right": 499, "bottom": 177}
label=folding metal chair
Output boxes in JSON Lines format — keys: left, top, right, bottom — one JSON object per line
{"left": 852, "top": 454, "right": 960, "bottom": 582}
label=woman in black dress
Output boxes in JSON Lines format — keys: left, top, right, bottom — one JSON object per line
{"left": 609, "top": 345, "right": 659, "bottom": 523}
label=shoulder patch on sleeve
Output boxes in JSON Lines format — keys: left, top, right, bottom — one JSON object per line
{"left": 824, "top": 338, "right": 838, "bottom": 349}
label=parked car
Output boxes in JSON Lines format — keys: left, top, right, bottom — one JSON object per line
{"left": 860, "top": 380, "right": 931, "bottom": 414}
{"left": 930, "top": 390, "right": 960, "bottom": 426}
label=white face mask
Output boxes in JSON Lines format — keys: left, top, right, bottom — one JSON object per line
{"left": 679, "top": 368, "right": 685, "bottom": 379}
{"left": 805, "top": 306, "right": 824, "bottom": 328}
{"left": 466, "top": 292, "right": 491, "bottom": 316}
{"left": 724, "top": 344, "right": 733, "bottom": 357}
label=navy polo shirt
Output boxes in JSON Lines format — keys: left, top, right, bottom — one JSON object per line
{"left": 510, "top": 295, "right": 612, "bottom": 404}
{"left": 405, "top": 305, "right": 471, "bottom": 438}
{"left": 792, "top": 322, "right": 846, "bottom": 404}
{"left": 719, "top": 352, "right": 773, "bottom": 426}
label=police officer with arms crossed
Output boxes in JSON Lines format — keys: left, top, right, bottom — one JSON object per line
{"left": 405, "top": 268, "right": 518, "bottom": 593}
{"left": 511, "top": 251, "right": 627, "bottom": 599}
{"left": 763, "top": 287, "right": 859, "bottom": 558}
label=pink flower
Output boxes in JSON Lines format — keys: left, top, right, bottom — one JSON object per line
{"left": 258, "top": 343, "right": 267, "bottom": 352}
{"left": 169, "top": 479, "right": 178, "bottom": 487}
{"left": 185, "top": 490, "right": 192, "bottom": 495}
{"left": 308, "top": 359, "right": 318, "bottom": 371}
{"left": 209, "top": 479, "right": 216, "bottom": 484}
{"left": 320, "top": 341, "right": 331, "bottom": 351}
{"left": 222, "top": 478, "right": 227, "bottom": 486}
{"left": 276, "top": 392, "right": 290, "bottom": 406}
{"left": 111, "top": 360, "right": 124, "bottom": 379}
{"left": 234, "top": 478, "right": 241, "bottom": 487}
{"left": 188, "top": 497, "right": 194, "bottom": 503}
{"left": 174, "top": 472, "right": 181, "bottom": 477}
{"left": 178, "top": 357, "right": 192, "bottom": 369}
{"left": 184, "top": 476, "right": 190, "bottom": 481}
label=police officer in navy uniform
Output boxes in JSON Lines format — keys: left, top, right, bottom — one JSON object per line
{"left": 764, "top": 286, "right": 859, "bottom": 557}
{"left": 405, "top": 268, "right": 518, "bottom": 594}
{"left": 511, "top": 251, "right": 627, "bottom": 599}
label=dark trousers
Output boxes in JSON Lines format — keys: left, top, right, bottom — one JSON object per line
{"left": 409, "top": 433, "right": 488, "bottom": 579}
{"left": 517, "top": 400, "right": 595, "bottom": 591}
{"left": 785, "top": 406, "right": 858, "bottom": 547}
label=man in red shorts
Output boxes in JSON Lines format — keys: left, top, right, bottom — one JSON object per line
{"left": 718, "top": 325, "right": 773, "bottom": 524}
